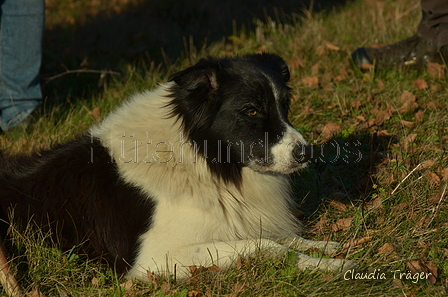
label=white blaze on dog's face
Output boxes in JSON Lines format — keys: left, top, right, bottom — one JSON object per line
{"left": 245, "top": 72, "right": 310, "bottom": 174}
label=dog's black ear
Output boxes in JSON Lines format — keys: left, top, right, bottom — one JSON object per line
{"left": 168, "top": 59, "right": 219, "bottom": 92}
{"left": 244, "top": 53, "right": 290, "bottom": 82}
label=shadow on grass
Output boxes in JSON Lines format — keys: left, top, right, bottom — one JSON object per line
{"left": 292, "top": 131, "right": 397, "bottom": 221}
{"left": 42, "top": 0, "right": 350, "bottom": 103}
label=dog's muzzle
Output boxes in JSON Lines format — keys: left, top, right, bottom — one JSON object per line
{"left": 292, "top": 144, "right": 313, "bottom": 164}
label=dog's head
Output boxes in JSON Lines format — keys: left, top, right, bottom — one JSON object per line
{"left": 167, "top": 53, "right": 311, "bottom": 185}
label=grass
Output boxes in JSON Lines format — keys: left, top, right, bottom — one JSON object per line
{"left": 1, "top": 0, "right": 448, "bottom": 295}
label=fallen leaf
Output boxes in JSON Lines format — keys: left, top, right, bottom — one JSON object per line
{"left": 328, "top": 200, "right": 348, "bottom": 211}
{"left": 289, "top": 57, "right": 304, "bottom": 69}
{"left": 232, "top": 283, "right": 247, "bottom": 294}
{"left": 207, "top": 265, "right": 222, "bottom": 272}
{"left": 330, "top": 217, "right": 352, "bottom": 232}
{"left": 321, "top": 122, "right": 340, "bottom": 140}
{"left": 428, "top": 192, "right": 444, "bottom": 205}
{"left": 391, "top": 202, "right": 409, "bottom": 211}
{"left": 426, "top": 171, "right": 441, "bottom": 186}
{"left": 374, "top": 110, "right": 392, "bottom": 126}
{"left": 316, "top": 45, "right": 326, "bottom": 56}
{"left": 407, "top": 260, "right": 438, "bottom": 284}
{"left": 314, "top": 212, "right": 328, "bottom": 231}
{"left": 403, "top": 133, "right": 417, "bottom": 149}
{"left": 427, "top": 62, "right": 445, "bottom": 78}
{"left": 420, "top": 100, "right": 441, "bottom": 110}
{"left": 437, "top": 167, "right": 448, "bottom": 181}
{"left": 351, "top": 100, "right": 362, "bottom": 109}
{"left": 120, "top": 279, "right": 133, "bottom": 291}
{"left": 355, "top": 115, "right": 366, "bottom": 121}
{"left": 342, "top": 236, "right": 372, "bottom": 249}
{"left": 302, "top": 76, "right": 319, "bottom": 88}
{"left": 367, "top": 195, "right": 383, "bottom": 210}
{"left": 187, "top": 290, "right": 203, "bottom": 297}
{"left": 235, "top": 254, "right": 245, "bottom": 270}
{"left": 415, "top": 110, "right": 424, "bottom": 122}
{"left": 378, "top": 243, "right": 398, "bottom": 259}
{"left": 324, "top": 40, "right": 340, "bottom": 51}
{"left": 400, "top": 120, "right": 414, "bottom": 128}
{"left": 89, "top": 106, "right": 101, "bottom": 121}
{"left": 27, "top": 288, "right": 46, "bottom": 297}
{"left": 396, "top": 90, "right": 418, "bottom": 114}
{"left": 420, "top": 160, "right": 436, "bottom": 169}
{"left": 147, "top": 270, "right": 159, "bottom": 286}
{"left": 359, "top": 63, "right": 374, "bottom": 71}
{"left": 334, "top": 69, "right": 348, "bottom": 81}
{"left": 414, "top": 78, "right": 429, "bottom": 90}
{"left": 321, "top": 273, "right": 333, "bottom": 281}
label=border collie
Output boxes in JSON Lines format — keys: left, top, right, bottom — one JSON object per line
{"left": 0, "top": 53, "right": 356, "bottom": 281}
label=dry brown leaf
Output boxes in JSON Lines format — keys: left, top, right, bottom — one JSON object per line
{"left": 187, "top": 290, "right": 203, "bottom": 297}
{"left": 330, "top": 217, "right": 352, "bottom": 232}
{"left": 415, "top": 110, "right": 424, "bottom": 122}
{"left": 314, "top": 213, "right": 328, "bottom": 231}
{"left": 403, "top": 133, "right": 417, "bottom": 149}
{"left": 378, "top": 243, "right": 398, "bottom": 259}
{"left": 437, "top": 167, "right": 448, "bottom": 181}
{"left": 374, "top": 110, "right": 392, "bottom": 126}
{"left": 359, "top": 63, "right": 374, "bottom": 71}
{"left": 161, "top": 283, "right": 171, "bottom": 293}
{"left": 147, "top": 270, "right": 159, "bottom": 285}
{"left": 235, "top": 254, "right": 245, "bottom": 270}
{"left": 421, "top": 100, "right": 442, "bottom": 110}
{"left": 351, "top": 100, "right": 362, "bottom": 109}
{"left": 342, "top": 236, "right": 372, "bottom": 249}
{"left": 27, "top": 288, "right": 46, "bottom": 297}
{"left": 396, "top": 90, "right": 418, "bottom": 114}
{"left": 324, "top": 40, "right": 341, "bottom": 51}
{"left": 428, "top": 192, "right": 444, "bottom": 205}
{"left": 426, "top": 171, "right": 441, "bottom": 186}
{"left": 427, "top": 62, "right": 445, "bottom": 78}
{"left": 328, "top": 200, "right": 348, "bottom": 211}
{"left": 321, "top": 122, "right": 340, "bottom": 140}
{"left": 407, "top": 260, "right": 438, "bottom": 285}
{"left": 321, "top": 273, "right": 333, "bottom": 281}
{"left": 316, "top": 45, "right": 326, "bottom": 57}
{"left": 420, "top": 160, "right": 436, "bottom": 169}
{"left": 355, "top": 115, "right": 366, "bottom": 122}
{"left": 289, "top": 58, "right": 304, "bottom": 69}
{"left": 120, "top": 279, "right": 133, "bottom": 291}
{"left": 231, "top": 283, "right": 247, "bottom": 294}
{"left": 334, "top": 69, "right": 348, "bottom": 81}
{"left": 89, "top": 106, "right": 101, "bottom": 121}
{"left": 414, "top": 78, "right": 429, "bottom": 90}
{"left": 302, "top": 76, "right": 319, "bottom": 88}
{"left": 400, "top": 120, "right": 414, "bottom": 128}
{"left": 207, "top": 265, "right": 222, "bottom": 272}
{"left": 367, "top": 195, "right": 383, "bottom": 210}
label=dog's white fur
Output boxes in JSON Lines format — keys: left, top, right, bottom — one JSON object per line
{"left": 91, "top": 83, "right": 356, "bottom": 281}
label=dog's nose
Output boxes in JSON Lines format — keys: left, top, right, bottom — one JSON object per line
{"left": 293, "top": 144, "right": 312, "bottom": 164}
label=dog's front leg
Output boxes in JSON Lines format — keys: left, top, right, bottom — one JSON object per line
{"left": 294, "top": 252, "right": 357, "bottom": 273}
{"left": 281, "top": 235, "right": 342, "bottom": 255}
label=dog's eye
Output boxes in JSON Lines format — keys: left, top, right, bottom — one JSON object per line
{"left": 248, "top": 109, "right": 258, "bottom": 116}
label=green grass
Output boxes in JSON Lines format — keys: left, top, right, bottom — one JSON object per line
{"left": 1, "top": 0, "right": 448, "bottom": 295}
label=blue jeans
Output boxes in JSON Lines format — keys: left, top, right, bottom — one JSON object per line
{"left": 0, "top": 0, "right": 44, "bottom": 131}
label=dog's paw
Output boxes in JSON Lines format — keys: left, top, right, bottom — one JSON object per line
{"left": 339, "top": 259, "right": 358, "bottom": 273}
{"left": 319, "top": 241, "right": 342, "bottom": 255}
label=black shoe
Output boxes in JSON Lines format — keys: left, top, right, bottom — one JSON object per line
{"left": 352, "top": 35, "right": 447, "bottom": 71}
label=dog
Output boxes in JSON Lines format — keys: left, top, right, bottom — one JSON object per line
{"left": 0, "top": 53, "right": 356, "bottom": 282}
